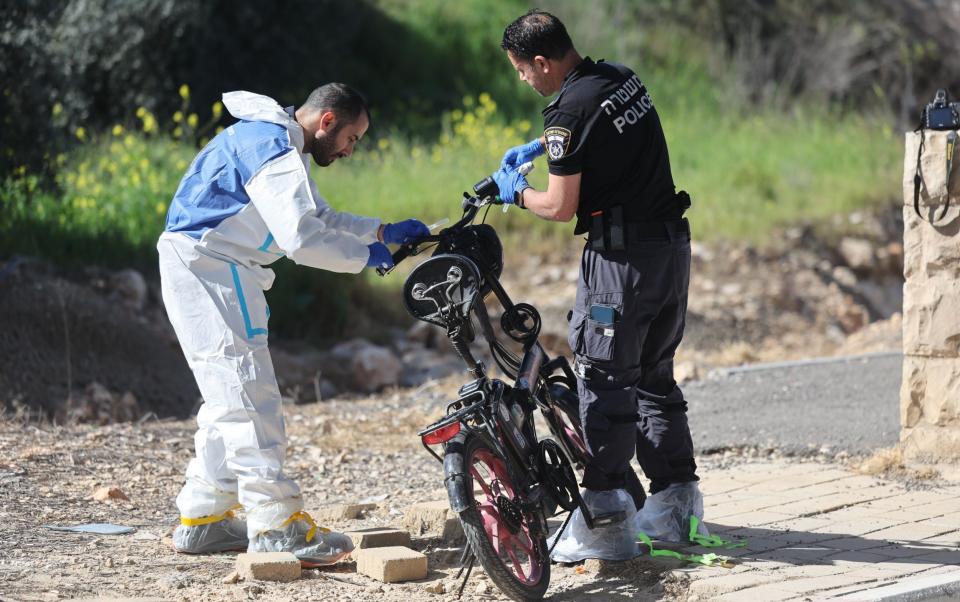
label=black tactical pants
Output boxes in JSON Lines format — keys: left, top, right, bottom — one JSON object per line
{"left": 568, "top": 224, "right": 698, "bottom": 495}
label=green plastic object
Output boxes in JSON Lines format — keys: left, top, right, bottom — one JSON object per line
{"left": 635, "top": 515, "right": 746, "bottom": 567}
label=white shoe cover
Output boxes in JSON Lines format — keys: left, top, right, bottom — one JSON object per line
{"left": 634, "top": 481, "right": 708, "bottom": 543}
{"left": 173, "top": 518, "right": 248, "bottom": 554}
{"left": 548, "top": 489, "right": 641, "bottom": 562}
{"left": 249, "top": 517, "right": 354, "bottom": 566}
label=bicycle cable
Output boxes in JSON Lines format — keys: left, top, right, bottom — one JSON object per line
{"left": 490, "top": 339, "right": 520, "bottom": 379}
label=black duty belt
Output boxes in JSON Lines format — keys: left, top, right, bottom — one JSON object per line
{"left": 588, "top": 213, "right": 689, "bottom": 252}
{"left": 624, "top": 218, "right": 689, "bottom": 240}
{"left": 587, "top": 194, "right": 691, "bottom": 252}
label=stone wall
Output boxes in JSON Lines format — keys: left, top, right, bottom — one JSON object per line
{"left": 900, "top": 130, "right": 960, "bottom": 459}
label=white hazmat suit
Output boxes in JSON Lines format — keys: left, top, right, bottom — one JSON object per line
{"left": 158, "top": 91, "right": 378, "bottom": 560}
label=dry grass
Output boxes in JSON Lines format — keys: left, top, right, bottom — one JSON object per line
{"left": 856, "top": 445, "right": 941, "bottom": 481}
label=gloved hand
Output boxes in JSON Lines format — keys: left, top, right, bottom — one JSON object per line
{"left": 501, "top": 138, "right": 544, "bottom": 170}
{"left": 382, "top": 219, "right": 430, "bottom": 245}
{"left": 492, "top": 166, "right": 530, "bottom": 205}
{"left": 366, "top": 242, "right": 394, "bottom": 269}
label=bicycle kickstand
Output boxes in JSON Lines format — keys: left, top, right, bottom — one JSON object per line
{"left": 456, "top": 545, "right": 476, "bottom": 599}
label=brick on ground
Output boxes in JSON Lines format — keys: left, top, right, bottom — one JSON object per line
{"left": 356, "top": 546, "right": 428, "bottom": 583}
{"left": 404, "top": 500, "right": 464, "bottom": 543}
{"left": 235, "top": 552, "right": 301, "bottom": 582}
{"left": 714, "top": 584, "right": 806, "bottom": 601}
{"left": 687, "top": 570, "right": 784, "bottom": 596}
{"left": 344, "top": 527, "right": 411, "bottom": 550}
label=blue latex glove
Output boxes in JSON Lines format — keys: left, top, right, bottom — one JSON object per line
{"left": 382, "top": 219, "right": 430, "bottom": 245}
{"left": 501, "top": 138, "right": 544, "bottom": 169}
{"left": 366, "top": 242, "right": 394, "bottom": 269}
{"left": 492, "top": 166, "right": 530, "bottom": 205}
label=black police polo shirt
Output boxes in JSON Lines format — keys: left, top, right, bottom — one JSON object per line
{"left": 542, "top": 58, "right": 679, "bottom": 234}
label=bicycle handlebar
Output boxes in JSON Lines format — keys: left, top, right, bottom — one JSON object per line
{"left": 375, "top": 234, "right": 441, "bottom": 276}
{"left": 375, "top": 161, "right": 533, "bottom": 277}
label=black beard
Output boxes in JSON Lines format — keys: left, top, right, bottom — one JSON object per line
{"left": 310, "top": 124, "right": 342, "bottom": 167}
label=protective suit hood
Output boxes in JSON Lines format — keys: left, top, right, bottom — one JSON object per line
{"left": 222, "top": 91, "right": 296, "bottom": 126}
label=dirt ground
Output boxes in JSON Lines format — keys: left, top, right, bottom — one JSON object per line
{"left": 0, "top": 206, "right": 906, "bottom": 601}
{"left": 0, "top": 374, "right": 728, "bottom": 602}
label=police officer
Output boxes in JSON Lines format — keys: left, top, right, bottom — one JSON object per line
{"left": 493, "top": 10, "right": 706, "bottom": 559}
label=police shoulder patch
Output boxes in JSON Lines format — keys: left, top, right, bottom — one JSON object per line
{"left": 544, "top": 126, "right": 572, "bottom": 160}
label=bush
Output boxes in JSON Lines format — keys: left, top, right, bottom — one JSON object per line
{"left": 0, "top": 0, "right": 538, "bottom": 175}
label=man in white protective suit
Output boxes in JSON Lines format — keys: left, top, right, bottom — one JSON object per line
{"left": 158, "top": 83, "right": 429, "bottom": 565}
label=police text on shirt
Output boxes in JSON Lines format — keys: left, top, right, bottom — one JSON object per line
{"left": 599, "top": 74, "right": 654, "bottom": 135}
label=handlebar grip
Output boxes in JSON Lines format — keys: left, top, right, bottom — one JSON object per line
{"left": 376, "top": 242, "right": 418, "bottom": 277}
{"left": 392, "top": 244, "right": 414, "bottom": 265}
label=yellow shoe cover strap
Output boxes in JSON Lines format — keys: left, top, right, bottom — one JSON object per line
{"left": 180, "top": 503, "right": 242, "bottom": 527}
{"left": 281, "top": 510, "right": 329, "bottom": 543}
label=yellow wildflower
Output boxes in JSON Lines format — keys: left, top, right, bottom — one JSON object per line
{"left": 179, "top": 84, "right": 190, "bottom": 100}
{"left": 112, "top": 124, "right": 123, "bottom": 136}
{"left": 75, "top": 127, "right": 86, "bottom": 141}
{"left": 136, "top": 106, "right": 147, "bottom": 118}
{"left": 173, "top": 127, "right": 183, "bottom": 138}
{"left": 212, "top": 101, "right": 223, "bottom": 119}
{"left": 52, "top": 103, "right": 63, "bottom": 116}
{"left": 187, "top": 113, "right": 199, "bottom": 129}
{"left": 156, "top": 202, "right": 166, "bottom": 216}
{"left": 377, "top": 139, "right": 390, "bottom": 151}
{"left": 173, "top": 111, "right": 183, "bottom": 123}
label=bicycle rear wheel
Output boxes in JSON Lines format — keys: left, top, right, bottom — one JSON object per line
{"left": 446, "top": 432, "right": 550, "bottom": 601}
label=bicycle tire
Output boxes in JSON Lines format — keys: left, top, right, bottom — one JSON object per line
{"left": 446, "top": 432, "right": 550, "bottom": 602}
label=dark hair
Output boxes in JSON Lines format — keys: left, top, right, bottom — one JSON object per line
{"left": 302, "top": 82, "right": 370, "bottom": 125}
{"left": 501, "top": 9, "right": 574, "bottom": 62}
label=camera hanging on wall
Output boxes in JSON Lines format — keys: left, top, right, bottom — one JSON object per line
{"left": 913, "top": 89, "right": 959, "bottom": 223}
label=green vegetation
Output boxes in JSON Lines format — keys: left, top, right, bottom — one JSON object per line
{"left": 0, "top": 1, "right": 904, "bottom": 339}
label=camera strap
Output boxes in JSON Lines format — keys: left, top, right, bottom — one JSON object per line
{"left": 913, "top": 125, "right": 953, "bottom": 224}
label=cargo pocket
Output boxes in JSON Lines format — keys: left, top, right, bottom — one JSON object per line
{"left": 567, "top": 309, "right": 586, "bottom": 353}
{"left": 582, "top": 318, "right": 616, "bottom": 362}
{"left": 579, "top": 291, "right": 622, "bottom": 363}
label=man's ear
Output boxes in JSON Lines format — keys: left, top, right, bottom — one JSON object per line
{"left": 534, "top": 55, "right": 550, "bottom": 74}
{"left": 319, "top": 110, "right": 337, "bottom": 132}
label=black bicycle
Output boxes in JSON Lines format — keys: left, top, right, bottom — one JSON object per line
{"left": 379, "top": 170, "right": 646, "bottom": 601}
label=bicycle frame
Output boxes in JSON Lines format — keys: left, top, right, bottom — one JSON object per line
{"left": 402, "top": 195, "right": 587, "bottom": 529}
